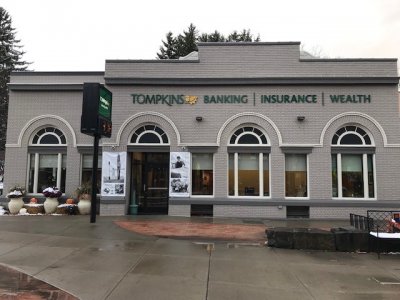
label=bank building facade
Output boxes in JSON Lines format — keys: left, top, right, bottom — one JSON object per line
{"left": 3, "top": 42, "right": 400, "bottom": 218}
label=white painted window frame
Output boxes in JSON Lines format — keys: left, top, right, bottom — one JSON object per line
{"left": 228, "top": 152, "right": 271, "bottom": 198}
{"left": 333, "top": 153, "right": 376, "bottom": 200}
{"left": 27, "top": 153, "right": 64, "bottom": 194}
{"left": 284, "top": 153, "right": 310, "bottom": 200}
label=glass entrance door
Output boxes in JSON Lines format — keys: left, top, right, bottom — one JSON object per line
{"left": 131, "top": 152, "right": 169, "bottom": 214}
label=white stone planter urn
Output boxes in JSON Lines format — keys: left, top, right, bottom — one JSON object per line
{"left": 42, "top": 187, "right": 62, "bottom": 214}
{"left": 8, "top": 197, "right": 24, "bottom": 214}
{"left": 44, "top": 197, "right": 59, "bottom": 214}
{"left": 78, "top": 195, "right": 91, "bottom": 215}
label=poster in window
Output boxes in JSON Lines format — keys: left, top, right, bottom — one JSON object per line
{"left": 169, "top": 152, "right": 190, "bottom": 197}
{"left": 101, "top": 152, "right": 126, "bottom": 196}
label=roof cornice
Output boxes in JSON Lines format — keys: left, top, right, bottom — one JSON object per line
{"left": 105, "top": 76, "right": 400, "bottom": 86}
{"left": 8, "top": 84, "right": 84, "bottom": 91}
{"left": 10, "top": 71, "right": 104, "bottom": 76}
{"left": 197, "top": 42, "right": 301, "bottom": 46}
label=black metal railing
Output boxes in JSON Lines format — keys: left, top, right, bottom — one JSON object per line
{"left": 350, "top": 213, "right": 372, "bottom": 231}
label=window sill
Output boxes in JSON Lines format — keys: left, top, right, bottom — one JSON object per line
{"left": 332, "top": 197, "right": 377, "bottom": 201}
{"left": 227, "top": 196, "right": 271, "bottom": 199}
{"left": 27, "top": 193, "right": 66, "bottom": 197}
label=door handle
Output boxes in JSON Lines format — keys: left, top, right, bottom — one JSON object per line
{"left": 143, "top": 184, "right": 146, "bottom": 191}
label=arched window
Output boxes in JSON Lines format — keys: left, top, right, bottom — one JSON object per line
{"left": 228, "top": 126, "right": 270, "bottom": 197}
{"left": 130, "top": 125, "right": 169, "bottom": 144}
{"left": 331, "top": 125, "right": 372, "bottom": 146}
{"left": 331, "top": 125, "right": 375, "bottom": 199}
{"left": 229, "top": 126, "right": 268, "bottom": 145}
{"left": 31, "top": 127, "right": 66, "bottom": 145}
{"left": 28, "top": 127, "right": 67, "bottom": 194}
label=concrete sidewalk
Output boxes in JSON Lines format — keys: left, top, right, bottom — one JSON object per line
{"left": 0, "top": 215, "right": 399, "bottom": 299}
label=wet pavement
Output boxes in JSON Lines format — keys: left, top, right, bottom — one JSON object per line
{"left": 0, "top": 263, "right": 77, "bottom": 299}
{"left": 0, "top": 215, "right": 399, "bottom": 300}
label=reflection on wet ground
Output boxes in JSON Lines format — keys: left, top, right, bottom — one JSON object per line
{"left": 0, "top": 264, "right": 78, "bottom": 300}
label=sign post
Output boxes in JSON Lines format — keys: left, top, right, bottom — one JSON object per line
{"left": 81, "top": 83, "right": 112, "bottom": 223}
{"left": 90, "top": 134, "right": 100, "bottom": 223}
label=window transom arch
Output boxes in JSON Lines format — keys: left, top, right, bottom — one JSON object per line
{"left": 28, "top": 126, "right": 67, "bottom": 194}
{"left": 31, "top": 127, "right": 66, "bottom": 145}
{"left": 331, "top": 125, "right": 373, "bottom": 146}
{"left": 331, "top": 124, "right": 375, "bottom": 199}
{"left": 229, "top": 126, "right": 269, "bottom": 145}
{"left": 129, "top": 124, "right": 169, "bottom": 144}
{"left": 228, "top": 126, "right": 270, "bottom": 198}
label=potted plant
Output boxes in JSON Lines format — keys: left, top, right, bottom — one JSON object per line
{"left": 24, "top": 197, "right": 44, "bottom": 215}
{"left": 7, "top": 185, "right": 26, "bottom": 214}
{"left": 75, "top": 182, "right": 92, "bottom": 215}
{"left": 42, "top": 187, "right": 62, "bottom": 214}
{"left": 55, "top": 196, "right": 77, "bottom": 215}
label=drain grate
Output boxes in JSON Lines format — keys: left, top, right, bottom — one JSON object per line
{"left": 227, "top": 242, "right": 264, "bottom": 248}
{"left": 193, "top": 242, "right": 215, "bottom": 253}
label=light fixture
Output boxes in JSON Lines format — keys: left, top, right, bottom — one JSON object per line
{"left": 196, "top": 116, "right": 203, "bottom": 122}
{"left": 297, "top": 116, "right": 305, "bottom": 122}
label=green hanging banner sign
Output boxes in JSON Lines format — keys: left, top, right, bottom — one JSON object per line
{"left": 81, "top": 83, "right": 113, "bottom": 138}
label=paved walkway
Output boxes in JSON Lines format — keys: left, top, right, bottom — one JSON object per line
{"left": 0, "top": 215, "right": 399, "bottom": 300}
{"left": 0, "top": 263, "right": 78, "bottom": 299}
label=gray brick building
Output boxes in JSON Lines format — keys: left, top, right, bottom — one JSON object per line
{"left": 3, "top": 42, "right": 400, "bottom": 218}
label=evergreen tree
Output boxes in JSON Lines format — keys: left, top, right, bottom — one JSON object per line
{"left": 198, "top": 30, "right": 225, "bottom": 42}
{"left": 157, "top": 24, "right": 261, "bottom": 59}
{"left": 198, "top": 33, "right": 209, "bottom": 42}
{"left": 227, "top": 30, "right": 240, "bottom": 42}
{"left": 0, "top": 7, "right": 29, "bottom": 153}
{"left": 176, "top": 23, "right": 198, "bottom": 57}
{"left": 228, "top": 29, "right": 260, "bottom": 42}
{"left": 157, "top": 32, "right": 178, "bottom": 59}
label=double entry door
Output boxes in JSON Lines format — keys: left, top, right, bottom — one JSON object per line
{"left": 131, "top": 152, "right": 169, "bottom": 214}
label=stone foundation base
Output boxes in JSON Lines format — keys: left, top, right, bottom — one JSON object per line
{"left": 100, "top": 204, "right": 125, "bottom": 216}
{"left": 168, "top": 204, "right": 400, "bottom": 219}
{"left": 168, "top": 204, "right": 191, "bottom": 217}
{"left": 264, "top": 227, "right": 400, "bottom": 252}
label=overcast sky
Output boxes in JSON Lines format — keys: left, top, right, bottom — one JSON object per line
{"left": 2, "top": 0, "right": 399, "bottom": 71}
